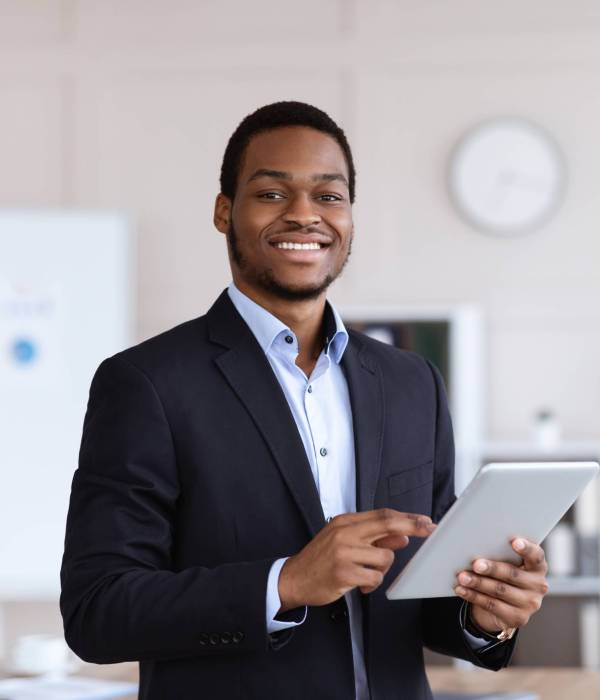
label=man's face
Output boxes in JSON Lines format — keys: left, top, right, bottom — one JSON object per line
{"left": 215, "top": 126, "right": 354, "bottom": 302}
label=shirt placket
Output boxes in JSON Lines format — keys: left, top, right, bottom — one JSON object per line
{"left": 303, "top": 355, "right": 335, "bottom": 515}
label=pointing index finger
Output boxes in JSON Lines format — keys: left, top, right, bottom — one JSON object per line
{"left": 358, "top": 509, "right": 436, "bottom": 543}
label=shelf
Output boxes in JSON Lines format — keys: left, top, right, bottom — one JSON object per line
{"left": 547, "top": 576, "right": 600, "bottom": 596}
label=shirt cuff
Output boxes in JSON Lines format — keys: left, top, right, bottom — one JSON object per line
{"left": 459, "top": 600, "right": 504, "bottom": 652}
{"left": 462, "top": 623, "right": 493, "bottom": 650}
{"left": 266, "top": 557, "right": 308, "bottom": 634}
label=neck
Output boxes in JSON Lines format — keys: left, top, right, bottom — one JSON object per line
{"left": 233, "top": 276, "right": 327, "bottom": 368}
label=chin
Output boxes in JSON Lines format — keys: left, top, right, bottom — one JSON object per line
{"left": 257, "top": 271, "right": 334, "bottom": 302}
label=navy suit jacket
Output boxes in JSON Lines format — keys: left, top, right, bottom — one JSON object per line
{"left": 60, "top": 289, "right": 516, "bottom": 699}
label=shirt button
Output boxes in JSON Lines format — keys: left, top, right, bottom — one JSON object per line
{"left": 285, "top": 335, "right": 293, "bottom": 344}
{"left": 320, "top": 447, "right": 328, "bottom": 457}
{"left": 329, "top": 604, "right": 348, "bottom": 622}
{"left": 307, "top": 385, "right": 313, "bottom": 393}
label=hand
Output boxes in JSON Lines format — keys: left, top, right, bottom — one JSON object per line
{"left": 278, "top": 509, "right": 436, "bottom": 612}
{"left": 454, "top": 537, "right": 549, "bottom": 635}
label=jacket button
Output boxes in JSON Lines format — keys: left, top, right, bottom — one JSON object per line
{"left": 199, "top": 633, "right": 209, "bottom": 645}
{"left": 209, "top": 633, "right": 220, "bottom": 645}
{"left": 220, "top": 632, "right": 232, "bottom": 644}
{"left": 232, "top": 631, "right": 245, "bottom": 643}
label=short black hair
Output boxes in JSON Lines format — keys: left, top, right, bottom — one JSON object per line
{"left": 220, "top": 100, "right": 356, "bottom": 204}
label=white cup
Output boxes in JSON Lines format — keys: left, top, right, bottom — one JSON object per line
{"left": 10, "top": 634, "right": 78, "bottom": 676}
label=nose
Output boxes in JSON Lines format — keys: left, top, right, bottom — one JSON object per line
{"left": 283, "top": 193, "right": 322, "bottom": 229}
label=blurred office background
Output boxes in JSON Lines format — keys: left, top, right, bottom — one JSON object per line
{"left": 1, "top": 0, "right": 600, "bottom": 689}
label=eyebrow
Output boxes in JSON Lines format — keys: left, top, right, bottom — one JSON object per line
{"left": 246, "top": 168, "right": 348, "bottom": 187}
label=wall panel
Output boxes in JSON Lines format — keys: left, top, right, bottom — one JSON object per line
{"left": 72, "top": 0, "right": 347, "bottom": 46}
{"left": 0, "top": 81, "right": 64, "bottom": 205}
{"left": 0, "top": 1, "right": 66, "bottom": 45}
{"left": 71, "top": 71, "right": 346, "bottom": 336}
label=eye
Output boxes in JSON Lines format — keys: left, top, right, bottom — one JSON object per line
{"left": 257, "top": 191, "right": 285, "bottom": 200}
{"left": 317, "top": 193, "right": 344, "bottom": 202}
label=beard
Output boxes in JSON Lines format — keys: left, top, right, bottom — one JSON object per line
{"left": 226, "top": 222, "right": 353, "bottom": 302}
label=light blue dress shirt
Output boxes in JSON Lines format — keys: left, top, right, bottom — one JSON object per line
{"left": 226, "top": 281, "right": 490, "bottom": 698}
{"left": 227, "top": 281, "right": 370, "bottom": 699}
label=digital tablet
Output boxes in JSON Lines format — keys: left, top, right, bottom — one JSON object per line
{"left": 385, "top": 461, "right": 600, "bottom": 600}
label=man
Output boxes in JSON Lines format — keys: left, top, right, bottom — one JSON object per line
{"left": 60, "top": 101, "right": 549, "bottom": 699}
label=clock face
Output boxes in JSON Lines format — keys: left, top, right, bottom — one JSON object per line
{"left": 448, "top": 118, "right": 566, "bottom": 236}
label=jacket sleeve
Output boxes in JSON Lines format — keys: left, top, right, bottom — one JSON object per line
{"left": 420, "top": 359, "right": 518, "bottom": 670}
{"left": 60, "top": 355, "right": 276, "bottom": 664}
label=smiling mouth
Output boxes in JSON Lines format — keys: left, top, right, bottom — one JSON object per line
{"left": 271, "top": 241, "right": 327, "bottom": 250}
{"left": 267, "top": 242, "right": 330, "bottom": 263}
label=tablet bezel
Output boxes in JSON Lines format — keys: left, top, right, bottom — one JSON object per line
{"left": 385, "top": 460, "right": 599, "bottom": 600}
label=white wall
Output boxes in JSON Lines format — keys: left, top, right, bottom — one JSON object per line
{"left": 1, "top": 0, "right": 599, "bottom": 446}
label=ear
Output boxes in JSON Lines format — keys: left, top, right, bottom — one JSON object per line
{"left": 213, "top": 193, "right": 232, "bottom": 234}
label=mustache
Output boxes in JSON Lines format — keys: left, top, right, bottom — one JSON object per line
{"left": 270, "top": 225, "right": 331, "bottom": 237}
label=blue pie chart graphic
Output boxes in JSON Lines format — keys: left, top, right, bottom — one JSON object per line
{"left": 11, "top": 337, "right": 37, "bottom": 366}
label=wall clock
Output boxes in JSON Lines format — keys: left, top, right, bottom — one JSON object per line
{"left": 448, "top": 117, "right": 566, "bottom": 236}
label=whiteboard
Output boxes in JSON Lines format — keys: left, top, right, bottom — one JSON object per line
{"left": 0, "top": 211, "right": 134, "bottom": 599}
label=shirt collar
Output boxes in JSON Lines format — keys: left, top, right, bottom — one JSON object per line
{"left": 227, "top": 281, "right": 349, "bottom": 364}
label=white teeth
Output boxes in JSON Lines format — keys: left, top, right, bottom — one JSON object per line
{"left": 275, "top": 242, "right": 322, "bottom": 250}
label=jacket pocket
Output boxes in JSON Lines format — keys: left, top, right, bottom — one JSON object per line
{"left": 388, "top": 460, "right": 434, "bottom": 496}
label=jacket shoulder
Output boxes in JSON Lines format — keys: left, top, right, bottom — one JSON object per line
{"left": 107, "top": 314, "right": 210, "bottom": 380}
{"left": 348, "top": 327, "right": 435, "bottom": 380}
{"left": 348, "top": 329, "right": 448, "bottom": 413}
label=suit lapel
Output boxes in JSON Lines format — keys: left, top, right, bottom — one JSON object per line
{"left": 206, "top": 290, "right": 386, "bottom": 532}
{"left": 207, "top": 290, "right": 326, "bottom": 537}
{"left": 341, "top": 333, "right": 385, "bottom": 513}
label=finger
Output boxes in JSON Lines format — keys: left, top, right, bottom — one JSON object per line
{"left": 456, "top": 571, "right": 533, "bottom": 608}
{"left": 350, "top": 544, "right": 396, "bottom": 573}
{"left": 329, "top": 509, "right": 434, "bottom": 538}
{"left": 328, "top": 509, "right": 422, "bottom": 527}
{"left": 453, "top": 585, "right": 528, "bottom": 628}
{"left": 373, "top": 534, "right": 410, "bottom": 550}
{"left": 469, "top": 559, "right": 546, "bottom": 592}
{"left": 348, "top": 509, "right": 436, "bottom": 543}
{"left": 327, "top": 510, "right": 435, "bottom": 551}
{"left": 350, "top": 563, "right": 385, "bottom": 592}
{"left": 512, "top": 538, "right": 548, "bottom": 573}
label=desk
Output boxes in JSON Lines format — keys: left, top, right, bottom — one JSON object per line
{"left": 79, "top": 664, "right": 600, "bottom": 699}
{"left": 427, "top": 667, "right": 600, "bottom": 699}
{"left": 5, "top": 664, "right": 599, "bottom": 699}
